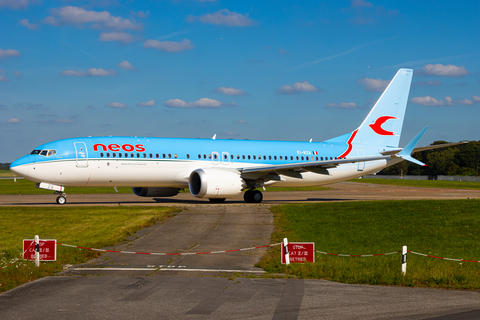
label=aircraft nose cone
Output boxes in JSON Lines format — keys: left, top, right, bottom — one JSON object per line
{"left": 10, "top": 158, "right": 30, "bottom": 177}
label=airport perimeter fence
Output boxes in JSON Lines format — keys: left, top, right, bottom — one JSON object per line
{"left": 3, "top": 238, "right": 480, "bottom": 276}
{"left": 362, "top": 175, "right": 480, "bottom": 182}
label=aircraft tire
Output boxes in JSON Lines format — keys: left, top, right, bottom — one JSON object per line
{"left": 56, "top": 196, "right": 67, "bottom": 205}
{"left": 209, "top": 198, "right": 226, "bottom": 203}
{"left": 251, "top": 190, "right": 263, "bottom": 203}
{"left": 244, "top": 190, "right": 253, "bottom": 203}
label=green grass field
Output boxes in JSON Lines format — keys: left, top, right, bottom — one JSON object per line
{"left": 0, "top": 169, "right": 14, "bottom": 177}
{"left": 0, "top": 206, "right": 179, "bottom": 293}
{"left": 258, "top": 200, "right": 480, "bottom": 289}
{"left": 352, "top": 178, "right": 480, "bottom": 190}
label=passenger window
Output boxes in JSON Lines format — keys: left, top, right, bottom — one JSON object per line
{"left": 187, "top": 154, "right": 190, "bottom": 159}
{"left": 130, "top": 153, "right": 134, "bottom": 158}
{"left": 204, "top": 154, "right": 207, "bottom": 159}
{"left": 231, "top": 155, "right": 234, "bottom": 160}
{"left": 118, "top": 153, "right": 122, "bottom": 158}
{"left": 268, "top": 156, "right": 271, "bottom": 160}
{"left": 274, "top": 156, "right": 277, "bottom": 160}
{"left": 107, "top": 153, "right": 110, "bottom": 158}
{"left": 198, "top": 154, "right": 201, "bottom": 159}
{"left": 174, "top": 154, "right": 178, "bottom": 159}
{"left": 137, "top": 153, "right": 140, "bottom": 158}
{"left": 290, "top": 156, "right": 293, "bottom": 160}
{"left": 163, "top": 154, "right": 166, "bottom": 159}
{"left": 248, "top": 155, "right": 251, "bottom": 160}
{"left": 100, "top": 153, "right": 104, "bottom": 158}
{"left": 214, "top": 154, "right": 217, "bottom": 160}
{"left": 224, "top": 154, "right": 228, "bottom": 160}
{"left": 113, "top": 153, "right": 116, "bottom": 158}
{"left": 209, "top": 154, "right": 212, "bottom": 159}
{"left": 242, "top": 155, "right": 245, "bottom": 160}
{"left": 253, "top": 155, "right": 256, "bottom": 160}
{"left": 149, "top": 153, "right": 153, "bottom": 158}
{"left": 301, "top": 156, "right": 304, "bottom": 161}
{"left": 316, "top": 157, "right": 318, "bottom": 161}
{"left": 280, "top": 156, "right": 283, "bottom": 160}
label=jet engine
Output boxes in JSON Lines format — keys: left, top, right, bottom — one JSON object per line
{"left": 189, "top": 168, "right": 246, "bottom": 199}
{"left": 132, "top": 187, "right": 181, "bottom": 197}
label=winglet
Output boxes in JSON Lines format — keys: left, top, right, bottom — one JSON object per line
{"left": 398, "top": 127, "right": 428, "bottom": 166}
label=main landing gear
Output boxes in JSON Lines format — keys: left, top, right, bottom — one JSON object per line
{"left": 55, "top": 192, "right": 67, "bottom": 205}
{"left": 244, "top": 189, "right": 263, "bottom": 203}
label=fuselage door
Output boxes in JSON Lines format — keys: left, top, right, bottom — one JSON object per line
{"left": 74, "top": 142, "right": 89, "bottom": 168}
{"left": 357, "top": 149, "right": 365, "bottom": 171}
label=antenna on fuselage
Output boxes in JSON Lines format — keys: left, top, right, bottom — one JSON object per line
{"left": 309, "top": 138, "right": 312, "bottom": 143}
{"left": 212, "top": 134, "right": 216, "bottom": 140}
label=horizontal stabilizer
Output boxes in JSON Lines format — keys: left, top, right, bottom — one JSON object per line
{"left": 398, "top": 127, "right": 428, "bottom": 166}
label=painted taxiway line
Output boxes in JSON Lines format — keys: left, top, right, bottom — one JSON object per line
{"left": 72, "top": 267, "right": 266, "bottom": 273}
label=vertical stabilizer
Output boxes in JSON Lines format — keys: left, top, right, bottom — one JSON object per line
{"left": 354, "top": 68, "right": 413, "bottom": 148}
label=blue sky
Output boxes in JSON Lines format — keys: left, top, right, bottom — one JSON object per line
{"left": 1, "top": 0, "right": 479, "bottom": 163}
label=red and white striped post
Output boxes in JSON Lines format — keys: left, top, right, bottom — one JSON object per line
{"left": 401, "top": 245, "right": 407, "bottom": 275}
{"left": 283, "top": 238, "right": 290, "bottom": 265}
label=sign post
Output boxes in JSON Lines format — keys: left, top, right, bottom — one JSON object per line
{"left": 23, "top": 237, "right": 57, "bottom": 267}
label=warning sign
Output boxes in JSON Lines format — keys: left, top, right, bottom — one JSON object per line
{"left": 23, "top": 239, "right": 57, "bottom": 261}
{"left": 281, "top": 242, "right": 315, "bottom": 264}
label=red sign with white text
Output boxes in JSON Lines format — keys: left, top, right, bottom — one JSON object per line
{"left": 281, "top": 242, "right": 315, "bottom": 264}
{"left": 23, "top": 239, "right": 57, "bottom": 261}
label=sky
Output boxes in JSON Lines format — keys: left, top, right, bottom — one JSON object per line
{"left": 1, "top": 0, "right": 479, "bottom": 163}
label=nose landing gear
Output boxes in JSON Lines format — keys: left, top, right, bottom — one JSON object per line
{"left": 244, "top": 189, "right": 263, "bottom": 203}
{"left": 55, "top": 192, "right": 67, "bottom": 205}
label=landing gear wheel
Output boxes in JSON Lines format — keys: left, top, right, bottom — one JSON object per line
{"left": 244, "top": 190, "right": 253, "bottom": 203}
{"left": 244, "top": 189, "right": 263, "bottom": 203}
{"left": 209, "top": 198, "right": 226, "bottom": 203}
{"left": 251, "top": 190, "right": 263, "bottom": 203}
{"left": 56, "top": 196, "right": 67, "bottom": 205}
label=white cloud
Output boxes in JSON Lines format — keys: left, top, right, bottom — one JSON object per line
{"left": 59, "top": 68, "right": 117, "bottom": 77}
{"left": 0, "top": 0, "right": 31, "bottom": 9}
{"left": 116, "top": 60, "right": 136, "bottom": 70}
{"left": 7, "top": 118, "right": 20, "bottom": 123}
{"left": 359, "top": 78, "right": 390, "bottom": 92}
{"left": 44, "top": 6, "right": 142, "bottom": 31}
{"left": 188, "top": 9, "right": 257, "bottom": 27}
{"left": 137, "top": 100, "right": 155, "bottom": 107}
{"left": 143, "top": 39, "right": 194, "bottom": 53}
{"left": 276, "top": 80, "right": 320, "bottom": 94}
{"left": 164, "top": 98, "right": 237, "bottom": 108}
{"left": 105, "top": 102, "right": 127, "bottom": 108}
{"left": 418, "top": 64, "right": 470, "bottom": 77}
{"left": 472, "top": 95, "right": 480, "bottom": 102}
{"left": 131, "top": 10, "right": 149, "bottom": 18}
{"left": 214, "top": 87, "right": 247, "bottom": 96}
{"left": 0, "top": 75, "right": 10, "bottom": 82}
{"left": 12, "top": 70, "right": 22, "bottom": 78}
{"left": 456, "top": 98, "right": 474, "bottom": 106}
{"left": 325, "top": 102, "right": 357, "bottom": 109}
{"left": 99, "top": 32, "right": 135, "bottom": 44}
{"left": 0, "top": 49, "right": 20, "bottom": 58}
{"left": 410, "top": 96, "right": 448, "bottom": 106}
{"left": 19, "top": 18, "right": 39, "bottom": 30}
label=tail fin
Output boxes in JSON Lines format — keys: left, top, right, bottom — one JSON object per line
{"left": 353, "top": 68, "right": 413, "bottom": 148}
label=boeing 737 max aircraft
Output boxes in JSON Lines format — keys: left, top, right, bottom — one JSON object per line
{"left": 10, "top": 69, "right": 464, "bottom": 204}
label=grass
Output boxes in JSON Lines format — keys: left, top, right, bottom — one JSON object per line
{"left": 0, "top": 170, "right": 14, "bottom": 177}
{"left": 0, "top": 206, "right": 179, "bottom": 293}
{"left": 257, "top": 200, "right": 480, "bottom": 289}
{"left": 352, "top": 178, "right": 480, "bottom": 190}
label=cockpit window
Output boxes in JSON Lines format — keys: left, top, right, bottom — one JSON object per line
{"left": 38, "top": 149, "right": 57, "bottom": 157}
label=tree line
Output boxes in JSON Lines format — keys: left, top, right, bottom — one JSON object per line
{"left": 380, "top": 141, "right": 480, "bottom": 176}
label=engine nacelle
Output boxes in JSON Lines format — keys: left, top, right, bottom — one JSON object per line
{"left": 132, "top": 187, "right": 181, "bottom": 197}
{"left": 189, "top": 168, "right": 246, "bottom": 199}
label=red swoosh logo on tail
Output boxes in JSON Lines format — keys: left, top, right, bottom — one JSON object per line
{"left": 369, "top": 116, "right": 397, "bottom": 136}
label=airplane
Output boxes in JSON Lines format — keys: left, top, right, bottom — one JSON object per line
{"left": 9, "top": 68, "right": 464, "bottom": 205}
